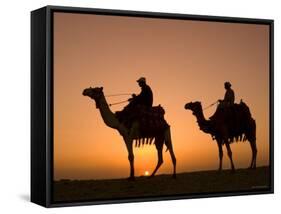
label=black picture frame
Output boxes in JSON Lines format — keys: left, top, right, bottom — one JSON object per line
{"left": 31, "top": 5, "right": 274, "bottom": 208}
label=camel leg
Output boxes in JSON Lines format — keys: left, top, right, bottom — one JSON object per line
{"left": 169, "top": 147, "right": 177, "bottom": 178}
{"left": 125, "top": 122, "right": 140, "bottom": 180}
{"left": 124, "top": 138, "right": 135, "bottom": 180}
{"left": 150, "top": 143, "right": 163, "bottom": 178}
{"left": 249, "top": 139, "right": 257, "bottom": 169}
{"left": 166, "top": 143, "right": 177, "bottom": 178}
{"left": 217, "top": 140, "right": 223, "bottom": 171}
{"left": 164, "top": 127, "right": 176, "bottom": 178}
{"left": 225, "top": 143, "right": 235, "bottom": 171}
{"left": 247, "top": 120, "right": 257, "bottom": 169}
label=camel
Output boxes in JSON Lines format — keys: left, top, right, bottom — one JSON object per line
{"left": 184, "top": 101, "right": 257, "bottom": 171}
{"left": 83, "top": 87, "right": 176, "bottom": 180}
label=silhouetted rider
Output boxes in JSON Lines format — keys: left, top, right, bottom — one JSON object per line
{"left": 216, "top": 81, "right": 237, "bottom": 131}
{"left": 219, "top": 81, "right": 235, "bottom": 107}
{"left": 116, "top": 77, "right": 153, "bottom": 127}
{"left": 128, "top": 77, "right": 153, "bottom": 108}
{"left": 210, "top": 81, "right": 235, "bottom": 121}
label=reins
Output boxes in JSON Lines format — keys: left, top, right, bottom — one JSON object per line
{"left": 203, "top": 100, "right": 219, "bottom": 110}
{"left": 105, "top": 93, "right": 131, "bottom": 97}
{"left": 109, "top": 100, "right": 129, "bottom": 106}
{"left": 105, "top": 93, "right": 131, "bottom": 107}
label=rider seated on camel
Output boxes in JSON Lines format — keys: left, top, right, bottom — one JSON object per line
{"left": 218, "top": 81, "right": 235, "bottom": 107}
{"left": 115, "top": 77, "right": 153, "bottom": 127}
{"left": 210, "top": 81, "right": 235, "bottom": 122}
{"left": 128, "top": 77, "right": 153, "bottom": 109}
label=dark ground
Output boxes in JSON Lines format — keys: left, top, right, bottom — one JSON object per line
{"left": 53, "top": 166, "right": 270, "bottom": 202}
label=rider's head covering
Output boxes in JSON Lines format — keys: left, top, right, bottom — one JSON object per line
{"left": 137, "top": 77, "right": 146, "bottom": 83}
{"left": 224, "top": 81, "right": 232, "bottom": 87}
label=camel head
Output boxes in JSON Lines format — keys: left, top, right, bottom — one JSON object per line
{"left": 83, "top": 87, "right": 104, "bottom": 108}
{"left": 184, "top": 101, "right": 203, "bottom": 113}
{"left": 185, "top": 101, "right": 209, "bottom": 132}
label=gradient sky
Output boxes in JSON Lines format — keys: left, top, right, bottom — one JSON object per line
{"left": 54, "top": 12, "right": 270, "bottom": 180}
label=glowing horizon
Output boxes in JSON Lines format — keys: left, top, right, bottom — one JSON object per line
{"left": 54, "top": 12, "right": 270, "bottom": 180}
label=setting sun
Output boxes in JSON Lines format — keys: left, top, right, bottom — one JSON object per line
{"left": 144, "top": 171, "right": 150, "bottom": 176}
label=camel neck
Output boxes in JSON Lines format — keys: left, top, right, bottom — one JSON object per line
{"left": 193, "top": 108, "right": 211, "bottom": 134}
{"left": 194, "top": 108, "right": 206, "bottom": 123}
{"left": 97, "top": 95, "right": 122, "bottom": 130}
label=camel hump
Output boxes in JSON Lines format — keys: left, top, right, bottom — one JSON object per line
{"left": 210, "top": 100, "right": 252, "bottom": 122}
{"left": 209, "top": 100, "right": 254, "bottom": 143}
{"left": 115, "top": 104, "right": 169, "bottom": 135}
{"left": 236, "top": 100, "right": 252, "bottom": 119}
{"left": 151, "top": 105, "right": 165, "bottom": 115}
{"left": 138, "top": 105, "right": 169, "bottom": 137}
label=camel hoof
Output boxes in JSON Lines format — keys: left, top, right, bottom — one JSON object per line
{"left": 172, "top": 174, "right": 176, "bottom": 179}
{"left": 231, "top": 169, "right": 236, "bottom": 173}
{"left": 127, "top": 176, "right": 135, "bottom": 181}
{"left": 148, "top": 175, "right": 155, "bottom": 179}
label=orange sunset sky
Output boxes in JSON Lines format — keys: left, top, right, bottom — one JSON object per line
{"left": 54, "top": 12, "right": 270, "bottom": 180}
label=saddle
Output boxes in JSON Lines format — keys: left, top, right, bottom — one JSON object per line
{"left": 115, "top": 104, "right": 169, "bottom": 136}
{"left": 209, "top": 101, "right": 252, "bottom": 142}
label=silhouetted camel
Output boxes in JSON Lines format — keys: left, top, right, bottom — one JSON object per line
{"left": 185, "top": 101, "right": 257, "bottom": 171}
{"left": 83, "top": 87, "right": 176, "bottom": 180}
